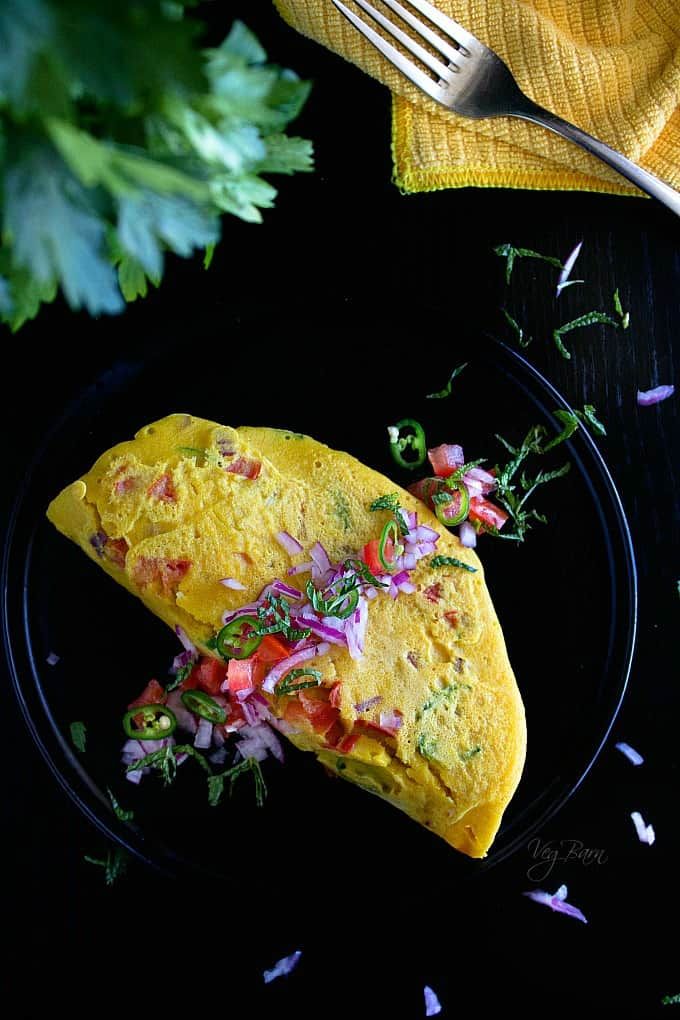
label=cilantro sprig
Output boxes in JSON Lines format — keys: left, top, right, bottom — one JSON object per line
{"left": 84, "top": 848, "right": 129, "bottom": 887}
{"left": 426, "top": 362, "right": 467, "bottom": 399}
{"left": 0, "top": 15, "right": 313, "bottom": 331}
{"left": 126, "top": 743, "right": 267, "bottom": 808}
{"left": 430, "top": 556, "right": 477, "bottom": 573}
{"left": 494, "top": 244, "right": 563, "bottom": 284}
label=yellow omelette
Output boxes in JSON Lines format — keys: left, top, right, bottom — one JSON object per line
{"left": 47, "top": 413, "right": 526, "bottom": 858}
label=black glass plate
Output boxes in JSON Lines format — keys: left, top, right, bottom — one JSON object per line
{"left": 2, "top": 311, "right": 636, "bottom": 901}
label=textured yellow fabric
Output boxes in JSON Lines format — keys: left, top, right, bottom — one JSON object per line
{"left": 275, "top": 0, "right": 680, "bottom": 195}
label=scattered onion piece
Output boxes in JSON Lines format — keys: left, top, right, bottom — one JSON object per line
{"left": 615, "top": 741, "right": 644, "bottom": 766}
{"left": 523, "top": 884, "right": 588, "bottom": 923}
{"left": 220, "top": 577, "right": 246, "bottom": 591}
{"left": 556, "top": 240, "right": 583, "bottom": 296}
{"left": 458, "top": 521, "right": 477, "bottom": 548}
{"left": 263, "top": 950, "right": 302, "bottom": 985}
{"left": 424, "top": 985, "right": 442, "bottom": 1017}
{"left": 637, "top": 384, "right": 674, "bottom": 406}
{"left": 175, "top": 625, "right": 197, "bottom": 655}
{"left": 276, "top": 531, "right": 304, "bottom": 556}
{"left": 631, "top": 811, "right": 655, "bottom": 845}
{"left": 194, "top": 718, "right": 213, "bottom": 749}
{"left": 379, "top": 709, "right": 403, "bottom": 734}
{"left": 355, "top": 695, "right": 382, "bottom": 713}
{"left": 46, "top": 651, "right": 60, "bottom": 666}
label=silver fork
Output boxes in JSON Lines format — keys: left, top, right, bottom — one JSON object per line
{"left": 332, "top": 0, "right": 680, "bottom": 217}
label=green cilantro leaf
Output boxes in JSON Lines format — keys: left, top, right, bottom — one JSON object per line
{"left": 69, "top": 720, "right": 87, "bottom": 753}
{"left": 370, "top": 493, "right": 401, "bottom": 512}
{"left": 430, "top": 556, "right": 477, "bottom": 573}
{"left": 208, "top": 757, "right": 267, "bottom": 808}
{"left": 494, "top": 244, "right": 563, "bottom": 284}
{"left": 552, "top": 311, "right": 618, "bottom": 360}
{"left": 426, "top": 362, "right": 468, "bottom": 399}
{"left": 613, "top": 288, "right": 630, "bottom": 329}
{"left": 106, "top": 788, "right": 134, "bottom": 823}
{"left": 502, "top": 308, "right": 532, "bottom": 348}
{"left": 84, "top": 847, "right": 129, "bottom": 886}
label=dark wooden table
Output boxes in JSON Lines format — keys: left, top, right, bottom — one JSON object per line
{"left": 3, "top": 6, "right": 678, "bottom": 1012}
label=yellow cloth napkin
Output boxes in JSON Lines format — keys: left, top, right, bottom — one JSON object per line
{"left": 275, "top": 0, "right": 680, "bottom": 195}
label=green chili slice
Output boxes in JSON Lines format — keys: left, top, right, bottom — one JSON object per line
{"left": 276, "top": 668, "right": 323, "bottom": 696}
{"left": 389, "top": 419, "right": 427, "bottom": 470}
{"left": 122, "top": 704, "right": 177, "bottom": 740}
{"left": 434, "top": 480, "right": 469, "bottom": 527}
{"left": 378, "top": 519, "right": 404, "bottom": 572}
{"left": 215, "top": 616, "right": 263, "bottom": 660}
{"left": 181, "top": 689, "right": 227, "bottom": 724}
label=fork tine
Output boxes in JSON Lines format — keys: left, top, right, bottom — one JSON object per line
{"left": 378, "top": 0, "right": 462, "bottom": 66}
{"left": 332, "top": 0, "right": 451, "bottom": 96}
{"left": 405, "top": 0, "right": 481, "bottom": 54}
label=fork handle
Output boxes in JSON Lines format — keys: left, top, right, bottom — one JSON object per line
{"left": 514, "top": 100, "right": 680, "bottom": 218}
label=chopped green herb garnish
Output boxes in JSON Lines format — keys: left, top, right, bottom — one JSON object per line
{"left": 459, "top": 746, "right": 482, "bottom": 762}
{"left": 306, "top": 578, "right": 359, "bottom": 619}
{"left": 70, "top": 721, "right": 87, "bottom": 753}
{"left": 417, "top": 682, "right": 462, "bottom": 720}
{"left": 577, "top": 404, "right": 607, "bottom": 437}
{"left": 416, "top": 733, "right": 439, "bottom": 762}
{"left": 332, "top": 489, "right": 352, "bottom": 531}
{"left": 203, "top": 243, "right": 215, "bottom": 271}
{"left": 208, "top": 757, "right": 267, "bottom": 808}
{"left": 449, "top": 458, "right": 486, "bottom": 482}
{"left": 342, "top": 558, "right": 390, "bottom": 590}
{"left": 430, "top": 555, "right": 477, "bottom": 573}
{"left": 426, "top": 362, "right": 468, "bottom": 399}
{"left": 167, "top": 660, "right": 194, "bottom": 692}
{"left": 491, "top": 424, "right": 571, "bottom": 542}
{"left": 432, "top": 491, "right": 452, "bottom": 506}
{"left": 107, "top": 788, "right": 134, "bottom": 823}
{"left": 552, "top": 311, "right": 618, "bottom": 360}
{"left": 370, "top": 493, "right": 401, "bottom": 512}
{"left": 255, "top": 594, "right": 311, "bottom": 641}
{"left": 276, "top": 668, "right": 322, "bottom": 696}
{"left": 176, "top": 446, "right": 220, "bottom": 466}
{"left": 502, "top": 308, "right": 532, "bottom": 348}
{"left": 541, "top": 410, "right": 582, "bottom": 453}
{"left": 84, "top": 847, "right": 129, "bottom": 886}
{"left": 613, "top": 288, "right": 630, "bottom": 329}
{"left": 494, "top": 244, "right": 563, "bottom": 285}
{"left": 662, "top": 994, "right": 680, "bottom": 1006}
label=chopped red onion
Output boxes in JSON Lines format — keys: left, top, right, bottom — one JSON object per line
{"left": 140, "top": 738, "right": 172, "bottom": 755}
{"left": 405, "top": 510, "right": 417, "bottom": 531}
{"left": 212, "top": 726, "right": 226, "bottom": 747}
{"left": 272, "top": 580, "right": 304, "bottom": 600}
{"left": 409, "top": 525, "right": 439, "bottom": 544}
{"left": 310, "top": 541, "right": 331, "bottom": 579}
{"left": 637, "top": 384, "right": 674, "bottom": 406}
{"left": 397, "top": 579, "right": 417, "bottom": 595}
{"left": 424, "top": 985, "right": 442, "bottom": 1017}
{"left": 235, "top": 684, "right": 255, "bottom": 702}
{"left": 166, "top": 690, "right": 198, "bottom": 734}
{"left": 276, "top": 531, "right": 304, "bottom": 556}
{"left": 615, "top": 742, "right": 644, "bottom": 766}
{"left": 346, "top": 598, "right": 368, "bottom": 660}
{"left": 287, "top": 561, "right": 314, "bottom": 576}
{"left": 175, "top": 625, "right": 197, "bottom": 655}
{"left": 242, "top": 700, "right": 260, "bottom": 727}
{"left": 89, "top": 531, "right": 108, "bottom": 556}
{"left": 631, "top": 811, "right": 655, "bottom": 845}
{"left": 263, "top": 950, "right": 302, "bottom": 985}
{"left": 392, "top": 570, "right": 410, "bottom": 587}
{"left": 172, "top": 648, "right": 195, "bottom": 674}
{"left": 296, "top": 616, "right": 347, "bottom": 645}
{"left": 126, "top": 769, "right": 143, "bottom": 785}
{"left": 458, "top": 521, "right": 477, "bottom": 548}
{"left": 46, "top": 651, "right": 60, "bottom": 666}
{"left": 262, "top": 642, "right": 331, "bottom": 693}
{"left": 209, "top": 748, "right": 228, "bottom": 765}
{"left": 379, "top": 709, "right": 403, "bottom": 733}
{"left": 556, "top": 240, "right": 583, "bottom": 296}
{"left": 355, "top": 695, "right": 382, "bottom": 712}
{"left": 235, "top": 726, "right": 271, "bottom": 762}
{"left": 220, "top": 577, "right": 246, "bottom": 590}
{"left": 523, "top": 884, "right": 587, "bottom": 923}
{"left": 194, "top": 718, "right": 213, "bottom": 749}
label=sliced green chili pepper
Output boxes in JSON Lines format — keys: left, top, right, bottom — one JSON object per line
{"left": 215, "top": 616, "right": 263, "bottom": 660}
{"left": 276, "top": 668, "right": 323, "bottom": 696}
{"left": 434, "top": 480, "right": 470, "bottom": 527}
{"left": 122, "top": 704, "right": 177, "bottom": 740}
{"left": 379, "top": 519, "right": 404, "bottom": 572}
{"left": 388, "top": 419, "right": 427, "bottom": 470}
{"left": 181, "top": 690, "right": 227, "bottom": 724}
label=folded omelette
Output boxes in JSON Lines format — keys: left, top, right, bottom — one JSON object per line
{"left": 47, "top": 413, "right": 526, "bottom": 858}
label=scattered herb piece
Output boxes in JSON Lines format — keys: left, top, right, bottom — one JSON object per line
{"left": 70, "top": 721, "right": 87, "bottom": 753}
{"left": 276, "top": 668, "right": 322, "bottom": 696}
{"left": 208, "top": 757, "right": 267, "bottom": 808}
{"left": 426, "top": 362, "right": 467, "bottom": 399}
{"left": 491, "top": 423, "right": 571, "bottom": 542}
{"left": 418, "top": 682, "right": 462, "bottom": 719}
{"left": 460, "top": 746, "right": 482, "bottom": 761}
{"left": 166, "top": 660, "right": 193, "bottom": 691}
{"left": 256, "top": 593, "right": 311, "bottom": 641}
{"left": 494, "top": 243, "right": 563, "bottom": 284}
{"left": 84, "top": 847, "right": 129, "bottom": 886}
{"left": 502, "top": 308, "right": 532, "bottom": 348}
{"left": 331, "top": 489, "right": 352, "bottom": 531}
{"left": 662, "top": 994, "right": 680, "bottom": 1006}
{"left": 370, "top": 493, "right": 401, "bottom": 512}
{"left": 613, "top": 288, "right": 630, "bottom": 329}
{"left": 417, "top": 733, "right": 439, "bottom": 761}
{"left": 430, "top": 555, "right": 477, "bottom": 573}
{"left": 552, "top": 311, "right": 618, "bottom": 360}
{"left": 107, "top": 788, "right": 134, "bottom": 823}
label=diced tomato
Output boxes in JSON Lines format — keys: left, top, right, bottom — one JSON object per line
{"left": 222, "top": 698, "right": 247, "bottom": 730}
{"left": 194, "top": 656, "right": 228, "bottom": 695}
{"left": 407, "top": 476, "right": 439, "bottom": 507}
{"left": 147, "top": 473, "right": 176, "bottom": 503}
{"left": 128, "top": 678, "right": 166, "bottom": 710}
{"left": 106, "top": 537, "right": 129, "bottom": 568}
{"left": 298, "top": 690, "right": 340, "bottom": 735}
{"left": 282, "top": 698, "right": 309, "bottom": 728}
{"left": 323, "top": 721, "right": 345, "bottom": 748}
{"left": 362, "top": 538, "right": 390, "bottom": 576}
{"left": 444, "top": 610, "right": 459, "bottom": 628}
{"left": 225, "top": 457, "right": 261, "bottom": 480}
{"left": 225, "top": 658, "right": 254, "bottom": 697}
{"left": 353, "top": 718, "right": 396, "bottom": 741}
{"left": 114, "top": 476, "right": 137, "bottom": 495}
{"left": 336, "top": 732, "right": 360, "bottom": 754}
{"left": 132, "top": 557, "right": 191, "bottom": 597}
{"left": 328, "top": 681, "right": 342, "bottom": 709}
{"left": 467, "top": 496, "right": 509, "bottom": 532}
{"left": 423, "top": 582, "right": 442, "bottom": 603}
{"left": 255, "top": 635, "right": 291, "bottom": 664}
{"left": 427, "top": 444, "right": 465, "bottom": 478}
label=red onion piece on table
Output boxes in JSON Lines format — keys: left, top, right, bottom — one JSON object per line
{"left": 637, "top": 384, "right": 674, "bottom": 406}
